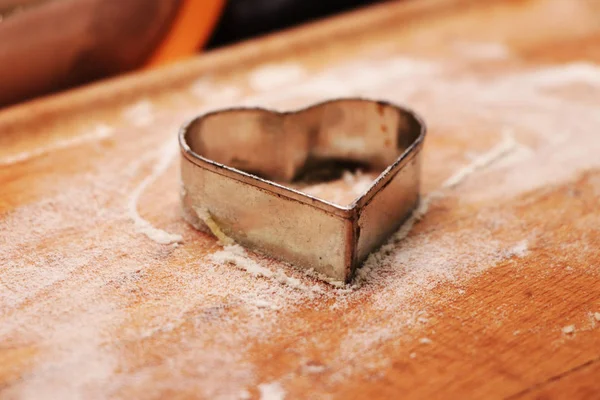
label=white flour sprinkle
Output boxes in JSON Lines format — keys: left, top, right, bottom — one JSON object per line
{"left": 505, "top": 240, "right": 529, "bottom": 258}
{"left": 562, "top": 325, "right": 576, "bottom": 334}
{"left": 2, "top": 47, "right": 600, "bottom": 399}
{"left": 123, "top": 99, "right": 155, "bottom": 126}
{"left": 258, "top": 381, "right": 286, "bottom": 400}
{"left": 300, "top": 170, "right": 376, "bottom": 205}
{"left": 248, "top": 63, "right": 307, "bottom": 92}
{"left": 301, "top": 363, "right": 326, "bottom": 374}
{"left": 246, "top": 298, "right": 280, "bottom": 310}
{"left": 0, "top": 124, "right": 113, "bottom": 167}
{"left": 452, "top": 41, "right": 511, "bottom": 60}
{"left": 356, "top": 133, "right": 520, "bottom": 288}
{"left": 189, "top": 78, "right": 243, "bottom": 102}
{"left": 127, "top": 140, "right": 183, "bottom": 245}
{"left": 211, "top": 245, "right": 274, "bottom": 278}
{"left": 210, "top": 245, "right": 323, "bottom": 295}
{"left": 513, "top": 62, "right": 600, "bottom": 89}
{"left": 442, "top": 131, "right": 518, "bottom": 189}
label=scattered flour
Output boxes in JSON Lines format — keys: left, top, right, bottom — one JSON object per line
{"left": 452, "top": 41, "right": 511, "bottom": 60}
{"left": 562, "top": 325, "right": 576, "bottom": 334}
{"left": 258, "top": 381, "right": 286, "bottom": 400}
{"left": 248, "top": 63, "right": 307, "bottom": 92}
{"left": 127, "top": 140, "right": 183, "bottom": 245}
{"left": 210, "top": 245, "right": 323, "bottom": 295}
{"left": 441, "top": 131, "right": 518, "bottom": 189}
{"left": 418, "top": 338, "right": 432, "bottom": 344}
{"left": 189, "top": 78, "right": 243, "bottom": 102}
{"left": 211, "top": 245, "right": 274, "bottom": 279}
{"left": 595, "top": 312, "right": 600, "bottom": 322}
{"left": 505, "top": 240, "right": 529, "bottom": 258}
{"left": 355, "top": 134, "right": 521, "bottom": 289}
{"left": 303, "top": 268, "right": 346, "bottom": 289}
{"left": 0, "top": 124, "right": 113, "bottom": 167}
{"left": 300, "top": 170, "right": 376, "bottom": 206}
{"left": 512, "top": 62, "right": 600, "bottom": 89}
{"left": 238, "top": 56, "right": 600, "bottom": 201}
{"left": 301, "top": 363, "right": 326, "bottom": 375}
{"left": 3, "top": 45, "right": 600, "bottom": 399}
{"left": 123, "top": 99, "right": 154, "bottom": 126}
{"left": 246, "top": 298, "right": 280, "bottom": 310}
{"left": 241, "top": 57, "right": 439, "bottom": 107}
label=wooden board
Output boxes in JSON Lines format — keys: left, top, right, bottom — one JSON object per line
{"left": 1, "top": 0, "right": 600, "bottom": 398}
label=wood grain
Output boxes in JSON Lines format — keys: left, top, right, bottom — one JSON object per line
{"left": 1, "top": 0, "right": 600, "bottom": 398}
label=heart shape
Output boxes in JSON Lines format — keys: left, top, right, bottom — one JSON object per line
{"left": 179, "top": 98, "right": 426, "bottom": 282}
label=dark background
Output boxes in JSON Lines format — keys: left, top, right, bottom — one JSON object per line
{"left": 208, "top": 0, "right": 383, "bottom": 48}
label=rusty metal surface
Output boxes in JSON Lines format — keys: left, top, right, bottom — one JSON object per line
{"left": 179, "top": 98, "right": 425, "bottom": 282}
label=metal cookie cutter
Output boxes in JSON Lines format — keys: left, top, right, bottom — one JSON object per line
{"left": 179, "top": 98, "right": 426, "bottom": 282}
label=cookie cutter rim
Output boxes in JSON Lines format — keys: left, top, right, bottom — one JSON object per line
{"left": 179, "top": 98, "right": 426, "bottom": 218}
{"left": 179, "top": 97, "right": 426, "bottom": 282}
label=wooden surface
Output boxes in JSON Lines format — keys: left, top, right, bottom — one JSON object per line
{"left": 2, "top": 0, "right": 600, "bottom": 398}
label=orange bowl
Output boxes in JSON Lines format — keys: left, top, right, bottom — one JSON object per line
{"left": 145, "top": 0, "right": 225, "bottom": 67}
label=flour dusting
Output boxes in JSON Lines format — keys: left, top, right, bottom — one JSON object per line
{"left": 258, "top": 381, "right": 286, "bottom": 400}
{"left": 189, "top": 78, "right": 243, "bottom": 102}
{"left": 248, "top": 63, "right": 307, "bottom": 91}
{"left": 127, "top": 140, "right": 183, "bottom": 245}
{"left": 452, "top": 41, "right": 511, "bottom": 60}
{"left": 0, "top": 124, "right": 113, "bottom": 167}
{"left": 355, "top": 133, "right": 519, "bottom": 289}
{"left": 300, "top": 170, "right": 376, "bottom": 205}
{"left": 513, "top": 62, "right": 600, "bottom": 89}
{"left": 504, "top": 240, "right": 529, "bottom": 258}
{"left": 562, "top": 325, "right": 576, "bottom": 334}
{"left": 211, "top": 245, "right": 323, "bottom": 296}
{"left": 441, "top": 131, "right": 518, "bottom": 189}
{"left": 2, "top": 43, "right": 600, "bottom": 399}
{"left": 123, "top": 100, "right": 154, "bottom": 126}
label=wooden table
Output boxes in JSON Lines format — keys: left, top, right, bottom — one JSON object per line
{"left": 1, "top": 0, "right": 600, "bottom": 398}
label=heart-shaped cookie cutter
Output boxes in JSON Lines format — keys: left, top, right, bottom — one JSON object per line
{"left": 179, "top": 98, "right": 426, "bottom": 282}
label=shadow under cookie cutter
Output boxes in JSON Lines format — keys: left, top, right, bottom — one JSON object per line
{"left": 179, "top": 98, "right": 426, "bottom": 283}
